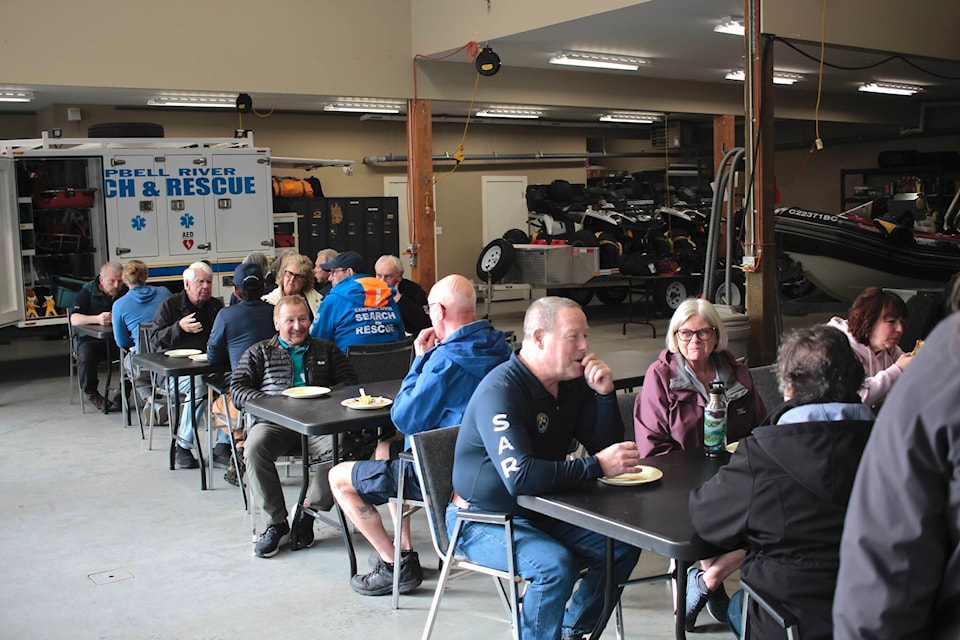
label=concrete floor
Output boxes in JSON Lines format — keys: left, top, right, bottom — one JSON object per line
{"left": 0, "top": 292, "right": 841, "bottom": 639}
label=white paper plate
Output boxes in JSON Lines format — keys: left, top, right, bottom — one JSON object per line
{"left": 726, "top": 441, "right": 739, "bottom": 454}
{"left": 281, "top": 386, "right": 331, "bottom": 399}
{"left": 188, "top": 353, "right": 208, "bottom": 362}
{"left": 341, "top": 396, "right": 393, "bottom": 410}
{"left": 599, "top": 465, "right": 663, "bottom": 486}
{"left": 166, "top": 348, "right": 202, "bottom": 358}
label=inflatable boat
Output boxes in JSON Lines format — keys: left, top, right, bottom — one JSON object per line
{"left": 775, "top": 206, "right": 960, "bottom": 303}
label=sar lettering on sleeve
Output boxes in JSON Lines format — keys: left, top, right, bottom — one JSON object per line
{"left": 492, "top": 413, "right": 510, "bottom": 431}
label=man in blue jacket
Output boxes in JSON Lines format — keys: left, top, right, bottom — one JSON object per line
{"left": 308, "top": 251, "right": 404, "bottom": 351}
{"left": 329, "top": 274, "right": 511, "bottom": 596}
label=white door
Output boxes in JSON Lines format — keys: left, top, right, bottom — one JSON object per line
{"left": 482, "top": 176, "right": 528, "bottom": 245}
{"left": 0, "top": 157, "right": 25, "bottom": 327}
{"left": 105, "top": 152, "right": 161, "bottom": 258}
{"left": 384, "top": 177, "right": 410, "bottom": 266}
{"left": 210, "top": 150, "right": 273, "bottom": 253}
{"left": 164, "top": 153, "right": 209, "bottom": 257}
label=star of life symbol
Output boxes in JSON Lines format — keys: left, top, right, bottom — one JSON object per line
{"left": 131, "top": 215, "right": 147, "bottom": 231}
{"left": 180, "top": 213, "right": 194, "bottom": 229}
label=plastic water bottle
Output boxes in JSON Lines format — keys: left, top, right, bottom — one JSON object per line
{"left": 703, "top": 381, "right": 727, "bottom": 457}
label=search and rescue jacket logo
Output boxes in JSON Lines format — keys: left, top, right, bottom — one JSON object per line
{"left": 536, "top": 413, "right": 549, "bottom": 433}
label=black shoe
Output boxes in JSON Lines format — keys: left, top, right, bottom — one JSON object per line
{"left": 86, "top": 392, "right": 105, "bottom": 411}
{"left": 684, "top": 566, "right": 709, "bottom": 632}
{"left": 399, "top": 551, "right": 423, "bottom": 594}
{"left": 255, "top": 521, "right": 291, "bottom": 558}
{"left": 368, "top": 548, "right": 415, "bottom": 568}
{"left": 212, "top": 443, "right": 232, "bottom": 469}
{"left": 175, "top": 446, "right": 199, "bottom": 469}
{"left": 291, "top": 515, "right": 315, "bottom": 551}
{"left": 707, "top": 581, "right": 731, "bottom": 623}
{"left": 351, "top": 552, "right": 423, "bottom": 596}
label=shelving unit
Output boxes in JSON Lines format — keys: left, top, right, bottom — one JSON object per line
{"left": 840, "top": 166, "right": 960, "bottom": 213}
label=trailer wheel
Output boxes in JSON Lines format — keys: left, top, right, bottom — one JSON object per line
{"left": 476, "top": 239, "right": 515, "bottom": 284}
{"left": 563, "top": 289, "right": 595, "bottom": 306}
{"left": 655, "top": 279, "right": 690, "bottom": 313}
{"left": 711, "top": 271, "right": 746, "bottom": 311}
{"left": 502, "top": 228, "right": 530, "bottom": 245}
{"left": 88, "top": 122, "right": 165, "bottom": 138}
{"left": 596, "top": 287, "right": 629, "bottom": 305}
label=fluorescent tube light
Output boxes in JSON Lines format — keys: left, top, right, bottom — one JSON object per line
{"left": 549, "top": 50, "right": 648, "bottom": 72}
{"left": 324, "top": 99, "right": 403, "bottom": 114}
{"left": 475, "top": 108, "right": 542, "bottom": 119}
{"left": 599, "top": 112, "right": 661, "bottom": 124}
{"left": 725, "top": 69, "right": 804, "bottom": 85}
{"left": 714, "top": 16, "right": 745, "bottom": 36}
{"left": 858, "top": 82, "right": 921, "bottom": 96}
{"left": 148, "top": 94, "right": 237, "bottom": 108}
{"left": 0, "top": 89, "right": 34, "bottom": 103}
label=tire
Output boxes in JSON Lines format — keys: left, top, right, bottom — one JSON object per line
{"left": 655, "top": 279, "right": 690, "bottom": 313}
{"left": 475, "top": 239, "right": 515, "bottom": 284}
{"left": 568, "top": 230, "right": 599, "bottom": 247}
{"left": 502, "top": 228, "right": 530, "bottom": 245}
{"left": 560, "top": 288, "right": 595, "bottom": 306}
{"left": 596, "top": 287, "right": 629, "bottom": 305}
{"left": 711, "top": 270, "right": 746, "bottom": 310}
{"left": 88, "top": 122, "right": 165, "bottom": 138}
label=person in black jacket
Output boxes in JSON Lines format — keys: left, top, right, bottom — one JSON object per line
{"left": 231, "top": 295, "right": 358, "bottom": 559}
{"left": 689, "top": 325, "right": 874, "bottom": 640}
{"left": 151, "top": 261, "right": 224, "bottom": 470}
{"left": 375, "top": 254, "right": 430, "bottom": 335}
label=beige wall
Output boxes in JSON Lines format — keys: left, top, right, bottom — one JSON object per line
{"left": 0, "top": 0, "right": 413, "bottom": 98}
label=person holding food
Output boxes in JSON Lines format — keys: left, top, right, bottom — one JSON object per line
{"left": 827, "top": 286, "right": 915, "bottom": 407}
{"left": 633, "top": 298, "right": 767, "bottom": 631}
{"left": 231, "top": 295, "right": 358, "bottom": 558}
{"left": 690, "top": 325, "right": 874, "bottom": 640}
{"left": 450, "top": 296, "right": 641, "bottom": 640}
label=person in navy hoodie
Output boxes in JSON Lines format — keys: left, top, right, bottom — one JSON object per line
{"left": 308, "top": 251, "right": 404, "bottom": 351}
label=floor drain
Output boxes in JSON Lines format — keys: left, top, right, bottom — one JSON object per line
{"left": 88, "top": 568, "right": 134, "bottom": 585}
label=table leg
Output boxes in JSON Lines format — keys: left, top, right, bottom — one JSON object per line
{"left": 102, "top": 338, "right": 113, "bottom": 415}
{"left": 331, "top": 433, "right": 358, "bottom": 576}
{"left": 169, "top": 375, "right": 180, "bottom": 471}
{"left": 622, "top": 280, "right": 656, "bottom": 338}
{"left": 189, "top": 376, "right": 207, "bottom": 490}
{"left": 675, "top": 559, "right": 689, "bottom": 640}
{"left": 290, "top": 433, "right": 311, "bottom": 551}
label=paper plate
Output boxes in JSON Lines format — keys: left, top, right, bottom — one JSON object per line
{"left": 281, "top": 386, "right": 331, "bottom": 399}
{"left": 188, "top": 353, "right": 208, "bottom": 362}
{"left": 341, "top": 396, "right": 393, "bottom": 410}
{"left": 599, "top": 465, "right": 663, "bottom": 486}
{"left": 166, "top": 348, "right": 202, "bottom": 358}
{"left": 726, "top": 441, "right": 739, "bottom": 454}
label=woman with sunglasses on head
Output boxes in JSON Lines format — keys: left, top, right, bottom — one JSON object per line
{"left": 634, "top": 297, "right": 767, "bottom": 632}
{"left": 262, "top": 253, "right": 322, "bottom": 319}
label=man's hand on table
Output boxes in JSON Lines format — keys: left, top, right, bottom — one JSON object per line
{"left": 596, "top": 441, "right": 641, "bottom": 478}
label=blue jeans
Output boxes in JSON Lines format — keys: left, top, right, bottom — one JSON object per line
{"left": 728, "top": 589, "right": 743, "bottom": 638}
{"left": 171, "top": 376, "right": 227, "bottom": 447}
{"left": 446, "top": 503, "right": 640, "bottom": 640}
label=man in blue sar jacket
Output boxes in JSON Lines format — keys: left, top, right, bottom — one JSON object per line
{"left": 329, "top": 274, "right": 511, "bottom": 596}
{"left": 450, "top": 296, "right": 641, "bottom": 640}
{"left": 308, "top": 251, "right": 404, "bottom": 351}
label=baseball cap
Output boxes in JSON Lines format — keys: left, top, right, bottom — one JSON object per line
{"left": 320, "top": 250, "right": 367, "bottom": 274}
{"left": 234, "top": 262, "right": 264, "bottom": 291}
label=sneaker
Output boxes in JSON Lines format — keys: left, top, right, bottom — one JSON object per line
{"left": 291, "top": 515, "right": 315, "bottom": 551}
{"left": 212, "top": 443, "right": 232, "bottom": 470}
{"left": 175, "top": 446, "right": 199, "bottom": 470}
{"left": 399, "top": 551, "right": 423, "bottom": 594}
{"left": 255, "top": 521, "right": 291, "bottom": 558}
{"left": 86, "top": 392, "right": 105, "bottom": 411}
{"left": 684, "top": 566, "right": 709, "bottom": 632}
{"left": 350, "top": 558, "right": 396, "bottom": 596}
{"left": 368, "top": 548, "right": 415, "bottom": 568}
{"left": 141, "top": 400, "right": 169, "bottom": 426}
{"left": 707, "top": 580, "right": 731, "bottom": 623}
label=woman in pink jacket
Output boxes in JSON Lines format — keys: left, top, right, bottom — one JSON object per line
{"left": 633, "top": 298, "right": 767, "bottom": 631}
{"left": 826, "top": 287, "right": 915, "bottom": 407}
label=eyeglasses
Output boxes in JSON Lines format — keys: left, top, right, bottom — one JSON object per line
{"left": 330, "top": 267, "right": 348, "bottom": 275}
{"left": 283, "top": 270, "right": 306, "bottom": 281}
{"left": 675, "top": 327, "right": 716, "bottom": 342}
{"left": 424, "top": 302, "right": 445, "bottom": 314}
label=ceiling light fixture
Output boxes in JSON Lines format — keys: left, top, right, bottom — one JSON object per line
{"left": 725, "top": 69, "right": 804, "bottom": 85}
{"left": 475, "top": 107, "right": 542, "bottom": 119}
{"left": 549, "top": 50, "right": 648, "bottom": 72}
{"left": 148, "top": 94, "right": 237, "bottom": 108}
{"left": 0, "top": 89, "right": 35, "bottom": 103}
{"left": 323, "top": 98, "right": 404, "bottom": 114}
{"left": 714, "top": 16, "right": 745, "bottom": 36}
{"left": 599, "top": 112, "right": 661, "bottom": 124}
{"left": 858, "top": 82, "right": 922, "bottom": 96}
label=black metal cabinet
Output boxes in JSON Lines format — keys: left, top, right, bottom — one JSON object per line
{"left": 277, "top": 196, "right": 400, "bottom": 265}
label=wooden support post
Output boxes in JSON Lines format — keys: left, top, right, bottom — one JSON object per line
{"left": 744, "top": 30, "right": 779, "bottom": 365}
{"left": 713, "top": 115, "right": 737, "bottom": 259}
{"left": 407, "top": 98, "right": 436, "bottom": 290}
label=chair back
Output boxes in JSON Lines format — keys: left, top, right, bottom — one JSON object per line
{"left": 410, "top": 425, "right": 460, "bottom": 560}
{"left": 740, "top": 578, "right": 800, "bottom": 640}
{"left": 137, "top": 322, "right": 157, "bottom": 355}
{"left": 618, "top": 391, "right": 638, "bottom": 442}
{"left": 749, "top": 364, "right": 782, "bottom": 413}
{"left": 346, "top": 338, "right": 414, "bottom": 383}
{"left": 65, "top": 307, "right": 80, "bottom": 350}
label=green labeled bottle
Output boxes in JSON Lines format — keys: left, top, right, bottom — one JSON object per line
{"left": 703, "top": 381, "right": 727, "bottom": 457}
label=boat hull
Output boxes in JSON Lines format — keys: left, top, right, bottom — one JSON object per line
{"left": 775, "top": 207, "right": 960, "bottom": 303}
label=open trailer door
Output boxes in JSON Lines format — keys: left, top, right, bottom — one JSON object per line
{"left": 0, "top": 157, "right": 25, "bottom": 327}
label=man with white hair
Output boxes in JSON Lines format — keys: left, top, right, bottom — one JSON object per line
{"left": 152, "top": 262, "right": 224, "bottom": 469}
{"left": 375, "top": 254, "right": 430, "bottom": 335}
